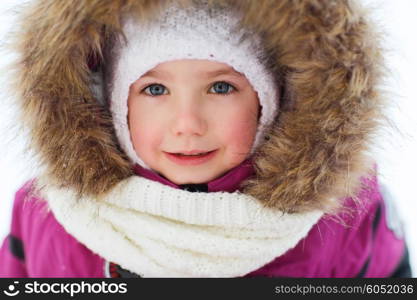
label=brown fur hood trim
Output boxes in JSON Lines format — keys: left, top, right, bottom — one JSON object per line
{"left": 12, "top": 0, "right": 385, "bottom": 213}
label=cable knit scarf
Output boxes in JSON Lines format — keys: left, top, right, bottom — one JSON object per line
{"left": 40, "top": 176, "right": 324, "bottom": 277}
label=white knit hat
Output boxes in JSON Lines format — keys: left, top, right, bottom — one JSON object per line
{"left": 109, "top": 1, "right": 279, "bottom": 169}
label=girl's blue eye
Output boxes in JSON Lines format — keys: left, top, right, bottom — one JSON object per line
{"left": 210, "top": 82, "right": 236, "bottom": 94}
{"left": 143, "top": 84, "right": 168, "bottom": 96}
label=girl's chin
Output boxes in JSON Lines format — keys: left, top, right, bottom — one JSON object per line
{"left": 167, "top": 175, "right": 212, "bottom": 185}
{"left": 162, "top": 170, "right": 220, "bottom": 185}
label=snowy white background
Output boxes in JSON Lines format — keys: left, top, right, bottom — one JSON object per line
{"left": 0, "top": 1, "right": 416, "bottom": 276}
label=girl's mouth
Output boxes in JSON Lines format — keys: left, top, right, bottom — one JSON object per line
{"left": 164, "top": 150, "right": 218, "bottom": 166}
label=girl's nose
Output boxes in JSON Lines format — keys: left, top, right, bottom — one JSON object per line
{"left": 170, "top": 101, "right": 207, "bottom": 137}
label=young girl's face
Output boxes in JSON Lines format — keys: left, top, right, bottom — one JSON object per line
{"left": 127, "top": 59, "right": 260, "bottom": 184}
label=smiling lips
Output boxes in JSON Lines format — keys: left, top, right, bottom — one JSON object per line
{"left": 172, "top": 150, "right": 214, "bottom": 155}
{"left": 164, "top": 149, "right": 217, "bottom": 165}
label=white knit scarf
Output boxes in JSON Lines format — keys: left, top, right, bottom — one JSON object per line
{"left": 40, "top": 176, "right": 324, "bottom": 277}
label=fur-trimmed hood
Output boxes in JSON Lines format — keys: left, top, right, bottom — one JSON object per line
{"left": 12, "top": 0, "right": 384, "bottom": 213}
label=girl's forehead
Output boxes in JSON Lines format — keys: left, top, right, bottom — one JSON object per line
{"left": 140, "top": 59, "right": 245, "bottom": 79}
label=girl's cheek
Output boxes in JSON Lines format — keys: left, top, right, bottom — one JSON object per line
{"left": 131, "top": 126, "right": 163, "bottom": 169}
{"left": 132, "top": 115, "right": 160, "bottom": 145}
{"left": 223, "top": 108, "right": 258, "bottom": 154}
{"left": 129, "top": 102, "right": 157, "bottom": 155}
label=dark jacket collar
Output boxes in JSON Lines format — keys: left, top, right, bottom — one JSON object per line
{"left": 132, "top": 158, "right": 254, "bottom": 193}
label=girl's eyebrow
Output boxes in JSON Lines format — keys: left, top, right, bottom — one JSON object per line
{"left": 205, "top": 68, "right": 245, "bottom": 78}
{"left": 141, "top": 69, "right": 167, "bottom": 79}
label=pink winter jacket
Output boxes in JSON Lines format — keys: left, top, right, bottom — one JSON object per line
{"left": 0, "top": 160, "right": 411, "bottom": 278}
